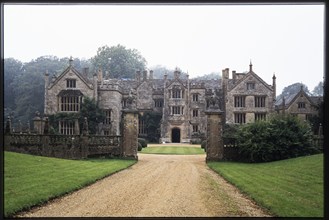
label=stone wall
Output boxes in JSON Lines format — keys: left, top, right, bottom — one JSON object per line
{"left": 4, "top": 112, "right": 138, "bottom": 160}
{"left": 4, "top": 133, "right": 121, "bottom": 159}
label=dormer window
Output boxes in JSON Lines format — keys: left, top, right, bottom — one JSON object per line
{"left": 67, "top": 79, "right": 76, "bottom": 88}
{"left": 247, "top": 82, "right": 255, "bottom": 90}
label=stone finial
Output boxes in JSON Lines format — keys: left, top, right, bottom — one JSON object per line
{"left": 208, "top": 93, "right": 220, "bottom": 110}
{"left": 318, "top": 123, "right": 323, "bottom": 137}
{"left": 44, "top": 117, "right": 49, "bottom": 134}
{"left": 126, "top": 89, "right": 137, "bottom": 110}
{"left": 34, "top": 111, "right": 41, "bottom": 120}
{"left": 249, "top": 60, "right": 253, "bottom": 72}
{"left": 18, "top": 120, "right": 22, "bottom": 133}
{"left": 82, "top": 117, "right": 89, "bottom": 136}
{"left": 69, "top": 56, "right": 73, "bottom": 66}
{"left": 27, "top": 121, "right": 31, "bottom": 134}
{"left": 5, "top": 116, "right": 11, "bottom": 134}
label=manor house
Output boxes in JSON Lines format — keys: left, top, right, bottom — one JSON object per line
{"left": 44, "top": 59, "right": 276, "bottom": 143}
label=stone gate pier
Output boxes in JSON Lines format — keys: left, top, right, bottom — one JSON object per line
{"left": 121, "top": 109, "right": 139, "bottom": 159}
{"left": 205, "top": 109, "right": 224, "bottom": 162}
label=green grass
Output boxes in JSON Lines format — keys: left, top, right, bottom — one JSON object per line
{"left": 207, "top": 154, "right": 323, "bottom": 217}
{"left": 140, "top": 146, "right": 205, "bottom": 155}
{"left": 4, "top": 151, "right": 136, "bottom": 217}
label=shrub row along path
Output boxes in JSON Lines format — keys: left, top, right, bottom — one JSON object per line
{"left": 18, "top": 153, "right": 271, "bottom": 217}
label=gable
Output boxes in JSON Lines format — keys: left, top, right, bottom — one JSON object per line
{"left": 49, "top": 66, "right": 93, "bottom": 90}
{"left": 166, "top": 77, "right": 187, "bottom": 89}
{"left": 229, "top": 71, "right": 273, "bottom": 94}
{"left": 286, "top": 89, "right": 315, "bottom": 110}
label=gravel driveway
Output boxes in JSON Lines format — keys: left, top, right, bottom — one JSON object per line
{"left": 18, "top": 153, "right": 270, "bottom": 217}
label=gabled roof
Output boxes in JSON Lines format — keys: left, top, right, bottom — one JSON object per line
{"left": 309, "top": 96, "right": 323, "bottom": 106}
{"left": 166, "top": 77, "right": 187, "bottom": 89}
{"left": 275, "top": 87, "right": 316, "bottom": 109}
{"left": 229, "top": 70, "right": 273, "bottom": 92}
{"left": 49, "top": 65, "right": 93, "bottom": 90}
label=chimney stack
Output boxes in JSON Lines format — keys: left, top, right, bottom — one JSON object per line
{"left": 143, "top": 70, "right": 147, "bottom": 81}
{"left": 97, "top": 68, "right": 103, "bottom": 82}
{"left": 232, "top": 70, "right": 236, "bottom": 83}
{"left": 83, "top": 67, "right": 89, "bottom": 77}
{"left": 136, "top": 70, "right": 141, "bottom": 83}
{"left": 149, "top": 70, "right": 153, "bottom": 80}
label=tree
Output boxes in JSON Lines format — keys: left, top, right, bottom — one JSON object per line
{"left": 79, "top": 96, "right": 105, "bottom": 134}
{"left": 277, "top": 82, "right": 310, "bottom": 100}
{"left": 91, "top": 44, "right": 147, "bottom": 79}
{"left": 312, "top": 81, "right": 323, "bottom": 96}
{"left": 4, "top": 56, "right": 91, "bottom": 127}
{"left": 150, "top": 65, "right": 189, "bottom": 79}
{"left": 236, "top": 114, "right": 318, "bottom": 163}
{"left": 4, "top": 58, "right": 24, "bottom": 110}
{"left": 192, "top": 72, "right": 221, "bottom": 80}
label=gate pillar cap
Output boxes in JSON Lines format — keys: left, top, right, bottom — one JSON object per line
{"left": 205, "top": 109, "right": 223, "bottom": 115}
{"left": 122, "top": 109, "right": 139, "bottom": 113}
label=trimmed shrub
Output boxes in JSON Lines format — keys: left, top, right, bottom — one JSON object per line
{"left": 137, "top": 142, "right": 143, "bottom": 151}
{"left": 201, "top": 140, "right": 207, "bottom": 152}
{"left": 138, "top": 138, "right": 148, "bottom": 148}
{"left": 190, "top": 139, "right": 202, "bottom": 145}
{"left": 236, "top": 114, "right": 319, "bottom": 163}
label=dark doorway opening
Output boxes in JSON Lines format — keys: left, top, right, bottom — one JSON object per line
{"left": 171, "top": 128, "right": 180, "bottom": 143}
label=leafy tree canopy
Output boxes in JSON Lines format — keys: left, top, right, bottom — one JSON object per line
{"left": 91, "top": 44, "right": 147, "bottom": 79}
{"left": 192, "top": 72, "right": 221, "bottom": 80}
{"left": 150, "top": 65, "right": 189, "bottom": 79}
{"left": 236, "top": 114, "right": 319, "bottom": 163}
{"left": 4, "top": 56, "right": 91, "bottom": 127}
{"left": 312, "top": 81, "right": 323, "bottom": 96}
{"left": 277, "top": 82, "right": 310, "bottom": 100}
{"left": 79, "top": 96, "right": 105, "bottom": 134}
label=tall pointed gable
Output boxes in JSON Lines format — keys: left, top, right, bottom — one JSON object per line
{"left": 284, "top": 86, "right": 315, "bottom": 109}
{"left": 229, "top": 62, "right": 273, "bottom": 92}
{"left": 166, "top": 68, "right": 187, "bottom": 88}
{"left": 49, "top": 58, "right": 93, "bottom": 90}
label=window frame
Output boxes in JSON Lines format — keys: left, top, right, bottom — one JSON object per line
{"left": 66, "top": 79, "right": 76, "bottom": 88}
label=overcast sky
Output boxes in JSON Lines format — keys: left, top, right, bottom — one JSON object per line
{"left": 3, "top": 3, "right": 324, "bottom": 95}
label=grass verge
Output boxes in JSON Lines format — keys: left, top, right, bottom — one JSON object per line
{"left": 140, "top": 146, "right": 205, "bottom": 155}
{"left": 207, "top": 154, "right": 323, "bottom": 217}
{"left": 4, "top": 151, "right": 136, "bottom": 217}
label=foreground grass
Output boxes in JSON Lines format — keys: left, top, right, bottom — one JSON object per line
{"left": 4, "top": 151, "right": 136, "bottom": 217}
{"left": 140, "top": 146, "right": 205, "bottom": 155}
{"left": 207, "top": 154, "right": 323, "bottom": 217}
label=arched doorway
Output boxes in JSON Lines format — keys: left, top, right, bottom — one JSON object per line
{"left": 171, "top": 128, "right": 180, "bottom": 143}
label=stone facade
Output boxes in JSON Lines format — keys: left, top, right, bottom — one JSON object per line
{"left": 223, "top": 63, "right": 276, "bottom": 124}
{"left": 44, "top": 60, "right": 276, "bottom": 143}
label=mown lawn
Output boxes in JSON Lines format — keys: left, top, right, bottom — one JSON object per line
{"left": 4, "top": 151, "right": 136, "bottom": 217}
{"left": 140, "top": 146, "right": 205, "bottom": 155}
{"left": 207, "top": 154, "right": 323, "bottom": 217}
